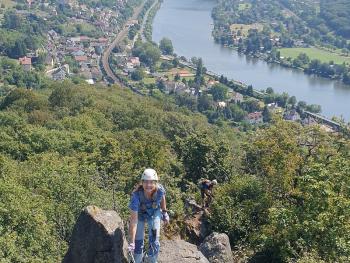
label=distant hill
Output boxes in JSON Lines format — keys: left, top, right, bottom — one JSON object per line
{"left": 320, "top": 0, "right": 350, "bottom": 38}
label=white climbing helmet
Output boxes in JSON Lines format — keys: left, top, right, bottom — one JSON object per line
{"left": 141, "top": 168, "right": 158, "bottom": 181}
{"left": 212, "top": 179, "right": 218, "bottom": 185}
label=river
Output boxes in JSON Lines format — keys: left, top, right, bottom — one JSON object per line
{"left": 152, "top": 0, "right": 350, "bottom": 121}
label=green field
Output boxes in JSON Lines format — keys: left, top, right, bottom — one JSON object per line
{"left": 230, "top": 23, "right": 263, "bottom": 37}
{"left": 143, "top": 77, "right": 156, "bottom": 84}
{"left": 279, "top": 47, "right": 350, "bottom": 65}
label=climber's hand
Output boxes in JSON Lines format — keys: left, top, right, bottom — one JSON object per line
{"left": 128, "top": 242, "right": 135, "bottom": 253}
{"left": 161, "top": 211, "right": 170, "bottom": 224}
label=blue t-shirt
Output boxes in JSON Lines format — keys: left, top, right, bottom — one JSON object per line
{"left": 201, "top": 181, "right": 210, "bottom": 190}
{"left": 129, "top": 184, "right": 166, "bottom": 212}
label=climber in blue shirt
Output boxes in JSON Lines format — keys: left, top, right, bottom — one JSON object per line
{"left": 128, "top": 168, "right": 170, "bottom": 263}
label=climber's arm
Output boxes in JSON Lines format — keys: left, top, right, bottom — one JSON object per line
{"left": 160, "top": 195, "right": 170, "bottom": 224}
{"left": 129, "top": 210, "right": 138, "bottom": 244}
{"left": 160, "top": 195, "right": 167, "bottom": 211}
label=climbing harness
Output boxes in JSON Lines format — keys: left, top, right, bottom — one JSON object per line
{"left": 138, "top": 186, "right": 161, "bottom": 221}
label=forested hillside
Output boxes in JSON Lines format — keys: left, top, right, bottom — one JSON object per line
{"left": 320, "top": 0, "right": 350, "bottom": 38}
{"left": 212, "top": 0, "right": 350, "bottom": 47}
{"left": 0, "top": 82, "right": 349, "bottom": 262}
{"left": 0, "top": 82, "right": 240, "bottom": 262}
{"left": 211, "top": 0, "right": 350, "bottom": 84}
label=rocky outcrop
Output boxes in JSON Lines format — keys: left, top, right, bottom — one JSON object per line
{"left": 199, "top": 232, "right": 233, "bottom": 263}
{"left": 62, "top": 206, "right": 128, "bottom": 263}
{"left": 184, "top": 211, "right": 212, "bottom": 245}
{"left": 63, "top": 206, "right": 232, "bottom": 263}
{"left": 185, "top": 198, "right": 203, "bottom": 214}
{"left": 158, "top": 239, "right": 209, "bottom": 263}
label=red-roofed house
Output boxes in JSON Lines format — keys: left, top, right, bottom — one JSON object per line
{"left": 178, "top": 70, "right": 194, "bottom": 77}
{"left": 127, "top": 57, "right": 140, "bottom": 67}
{"left": 19, "top": 56, "right": 32, "bottom": 71}
{"left": 74, "top": 55, "right": 88, "bottom": 62}
{"left": 207, "top": 79, "right": 219, "bottom": 87}
{"left": 98, "top": 37, "right": 108, "bottom": 44}
{"left": 79, "top": 36, "right": 90, "bottom": 42}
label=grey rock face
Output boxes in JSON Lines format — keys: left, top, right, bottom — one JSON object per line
{"left": 199, "top": 232, "right": 233, "bottom": 263}
{"left": 158, "top": 239, "right": 210, "bottom": 263}
{"left": 62, "top": 206, "right": 128, "bottom": 263}
{"left": 62, "top": 206, "right": 233, "bottom": 263}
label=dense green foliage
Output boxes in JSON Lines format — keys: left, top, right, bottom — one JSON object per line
{"left": 213, "top": 0, "right": 350, "bottom": 49}
{"left": 0, "top": 82, "right": 349, "bottom": 262}
{"left": 0, "top": 57, "right": 49, "bottom": 88}
{"left": 132, "top": 40, "right": 161, "bottom": 67}
{"left": 131, "top": 68, "right": 146, "bottom": 81}
{"left": 319, "top": 0, "right": 350, "bottom": 39}
{"left": 1, "top": 1, "right": 350, "bottom": 258}
{"left": 141, "top": 0, "right": 161, "bottom": 43}
{"left": 209, "top": 83, "right": 228, "bottom": 101}
{"left": 159, "top": 37, "right": 174, "bottom": 55}
{"left": 0, "top": 11, "right": 45, "bottom": 59}
{"left": 210, "top": 120, "right": 350, "bottom": 262}
{"left": 0, "top": 82, "right": 239, "bottom": 262}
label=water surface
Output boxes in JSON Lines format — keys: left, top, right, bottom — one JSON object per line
{"left": 152, "top": 0, "right": 350, "bottom": 120}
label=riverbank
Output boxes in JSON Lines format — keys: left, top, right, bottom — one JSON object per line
{"left": 125, "top": 0, "right": 348, "bottom": 126}
{"left": 106, "top": 0, "right": 348, "bottom": 128}
{"left": 279, "top": 47, "right": 350, "bottom": 64}
{"left": 211, "top": 0, "right": 350, "bottom": 84}
{"left": 152, "top": 0, "right": 350, "bottom": 121}
{"left": 101, "top": 0, "right": 349, "bottom": 132}
{"left": 210, "top": 4, "right": 350, "bottom": 85}
{"left": 225, "top": 45, "right": 350, "bottom": 85}
{"left": 140, "top": 0, "right": 162, "bottom": 42}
